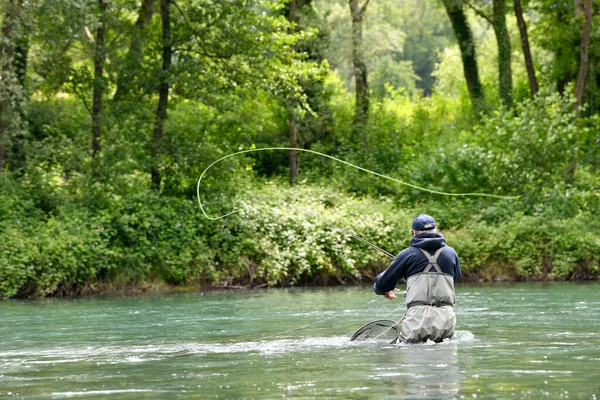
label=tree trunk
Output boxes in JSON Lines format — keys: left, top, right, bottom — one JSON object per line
{"left": 151, "top": 0, "right": 171, "bottom": 190}
{"left": 569, "top": 0, "right": 592, "bottom": 177}
{"left": 113, "top": 0, "right": 155, "bottom": 101}
{"left": 0, "top": 0, "right": 28, "bottom": 172}
{"left": 14, "top": 34, "right": 27, "bottom": 94}
{"left": 91, "top": 0, "right": 107, "bottom": 159}
{"left": 0, "top": 1, "right": 15, "bottom": 172}
{"left": 288, "top": 0, "right": 296, "bottom": 25}
{"left": 574, "top": 0, "right": 592, "bottom": 114}
{"left": 493, "top": 0, "right": 513, "bottom": 108}
{"left": 289, "top": 114, "right": 298, "bottom": 185}
{"left": 349, "top": 0, "right": 369, "bottom": 126}
{"left": 556, "top": 10, "right": 574, "bottom": 94}
{"left": 287, "top": 0, "right": 299, "bottom": 185}
{"left": 513, "top": 0, "right": 538, "bottom": 96}
{"left": 441, "top": 0, "right": 485, "bottom": 114}
{"left": 574, "top": 0, "right": 585, "bottom": 16}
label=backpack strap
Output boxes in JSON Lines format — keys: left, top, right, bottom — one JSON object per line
{"left": 418, "top": 247, "right": 444, "bottom": 273}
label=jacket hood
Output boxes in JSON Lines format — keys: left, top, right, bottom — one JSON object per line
{"left": 410, "top": 231, "right": 446, "bottom": 251}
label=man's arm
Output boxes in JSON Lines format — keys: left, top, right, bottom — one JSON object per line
{"left": 454, "top": 254, "right": 461, "bottom": 282}
{"left": 374, "top": 249, "right": 408, "bottom": 295}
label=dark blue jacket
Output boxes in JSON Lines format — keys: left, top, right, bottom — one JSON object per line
{"left": 374, "top": 232, "right": 461, "bottom": 295}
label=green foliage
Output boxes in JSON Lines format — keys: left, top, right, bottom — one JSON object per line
{"left": 318, "top": 0, "right": 452, "bottom": 97}
{"left": 447, "top": 213, "right": 600, "bottom": 280}
{"left": 210, "top": 184, "right": 409, "bottom": 286}
{"left": 1, "top": 0, "right": 599, "bottom": 299}
{"left": 0, "top": 180, "right": 217, "bottom": 298}
{"left": 410, "top": 92, "right": 579, "bottom": 197}
{"left": 531, "top": 0, "right": 600, "bottom": 114}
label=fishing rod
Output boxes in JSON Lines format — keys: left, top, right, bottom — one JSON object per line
{"left": 304, "top": 210, "right": 395, "bottom": 259}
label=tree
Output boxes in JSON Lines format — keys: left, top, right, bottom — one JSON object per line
{"left": 574, "top": 0, "right": 592, "bottom": 115}
{"left": 464, "top": 0, "right": 512, "bottom": 107}
{"left": 91, "top": 0, "right": 107, "bottom": 159}
{"left": 113, "top": 0, "right": 155, "bottom": 101}
{"left": 513, "top": 0, "right": 538, "bottom": 96}
{"left": 285, "top": 0, "right": 333, "bottom": 184}
{"left": 441, "top": 0, "right": 485, "bottom": 113}
{"left": 532, "top": 0, "right": 599, "bottom": 114}
{"left": 0, "top": 0, "right": 26, "bottom": 172}
{"left": 492, "top": 0, "right": 512, "bottom": 107}
{"left": 0, "top": 0, "right": 14, "bottom": 172}
{"left": 287, "top": 0, "right": 299, "bottom": 185}
{"left": 151, "top": 0, "right": 171, "bottom": 190}
{"left": 399, "top": 0, "right": 453, "bottom": 96}
{"left": 284, "top": 0, "right": 333, "bottom": 184}
{"left": 288, "top": 107, "right": 299, "bottom": 184}
{"left": 348, "top": 0, "right": 370, "bottom": 125}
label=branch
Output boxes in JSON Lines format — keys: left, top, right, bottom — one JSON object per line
{"left": 172, "top": 0, "right": 221, "bottom": 37}
{"left": 463, "top": 1, "right": 494, "bottom": 26}
{"left": 71, "top": 82, "right": 92, "bottom": 116}
{"left": 360, "top": 0, "right": 371, "bottom": 16}
{"left": 171, "top": 0, "right": 218, "bottom": 51}
{"left": 106, "top": 32, "right": 125, "bottom": 53}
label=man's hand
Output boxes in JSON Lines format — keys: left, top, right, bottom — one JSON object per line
{"left": 384, "top": 288, "right": 400, "bottom": 300}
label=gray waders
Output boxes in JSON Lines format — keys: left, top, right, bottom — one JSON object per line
{"left": 399, "top": 247, "right": 456, "bottom": 343}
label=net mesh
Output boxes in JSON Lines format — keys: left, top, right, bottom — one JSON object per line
{"left": 350, "top": 319, "right": 400, "bottom": 344}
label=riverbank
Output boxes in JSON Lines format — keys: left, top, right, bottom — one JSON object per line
{"left": 2, "top": 182, "right": 599, "bottom": 299}
{"left": 20, "top": 271, "right": 599, "bottom": 299}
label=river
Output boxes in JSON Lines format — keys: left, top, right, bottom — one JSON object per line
{"left": 1, "top": 283, "right": 599, "bottom": 398}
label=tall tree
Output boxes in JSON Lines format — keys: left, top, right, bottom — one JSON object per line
{"left": 513, "top": 0, "right": 538, "bottom": 96}
{"left": 0, "top": 0, "right": 25, "bottom": 172}
{"left": 465, "top": 0, "right": 512, "bottom": 107}
{"left": 574, "top": 0, "right": 592, "bottom": 114}
{"left": 284, "top": 0, "right": 331, "bottom": 184}
{"left": 348, "top": 0, "right": 370, "bottom": 126}
{"left": 151, "top": 0, "right": 171, "bottom": 190}
{"left": 113, "top": 0, "right": 155, "bottom": 101}
{"left": 287, "top": 0, "right": 299, "bottom": 185}
{"left": 0, "top": 0, "right": 14, "bottom": 172}
{"left": 441, "top": 0, "right": 485, "bottom": 114}
{"left": 288, "top": 108, "right": 299, "bottom": 185}
{"left": 13, "top": 25, "right": 27, "bottom": 93}
{"left": 493, "top": 0, "right": 512, "bottom": 107}
{"left": 91, "top": 0, "right": 107, "bottom": 159}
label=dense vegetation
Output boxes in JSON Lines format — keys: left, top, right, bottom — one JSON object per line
{"left": 1, "top": 0, "right": 599, "bottom": 298}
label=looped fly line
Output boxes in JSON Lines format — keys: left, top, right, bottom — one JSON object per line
{"left": 196, "top": 147, "right": 521, "bottom": 221}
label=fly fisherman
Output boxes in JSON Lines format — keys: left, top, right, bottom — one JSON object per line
{"left": 374, "top": 214, "right": 461, "bottom": 343}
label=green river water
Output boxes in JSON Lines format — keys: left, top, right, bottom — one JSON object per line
{"left": 1, "top": 283, "right": 599, "bottom": 399}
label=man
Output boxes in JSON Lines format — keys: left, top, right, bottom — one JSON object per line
{"left": 374, "top": 214, "right": 460, "bottom": 343}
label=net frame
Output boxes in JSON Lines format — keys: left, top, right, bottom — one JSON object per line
{"left": 350, "top": 319, "right": 400, "bottom": 344}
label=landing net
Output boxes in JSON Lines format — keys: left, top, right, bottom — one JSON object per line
{"left": 350, "top": 319, "right": 400, "bottom": 344}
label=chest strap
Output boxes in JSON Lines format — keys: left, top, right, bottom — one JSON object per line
{"left": 418, "top": 247, "right": 444, "bottom": 272}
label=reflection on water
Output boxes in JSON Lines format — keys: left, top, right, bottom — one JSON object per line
{"left": 1, "top": 283, "right": 599, "bottom": 398}
{"left": 381, "top": 342, "right": 461, "bottom": 398}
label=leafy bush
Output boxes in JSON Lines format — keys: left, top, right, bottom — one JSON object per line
{"left": 211, "top": 183, "right": 410, "bottom": 286}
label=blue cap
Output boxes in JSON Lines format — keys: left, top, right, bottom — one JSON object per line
{"left": 412, "top": 214, "right": 436, "bottom": 231}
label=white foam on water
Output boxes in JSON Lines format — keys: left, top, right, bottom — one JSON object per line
{"left": 447, "top": 330, "right": 476, "bottom": 343}
{"left": 0, "top": 336, "right": 352, "bottom": 366}
{"left": 50, "top": 389, "right": 171, "bottom": 398}
{"left": 0, "top": 331, "right": 476, "bottom": 368}
{"left": 508, "top": 369, "right": 573, "bottom": 375}
{"left": 182, "top": 335, "right": 351, "bottom": 355}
